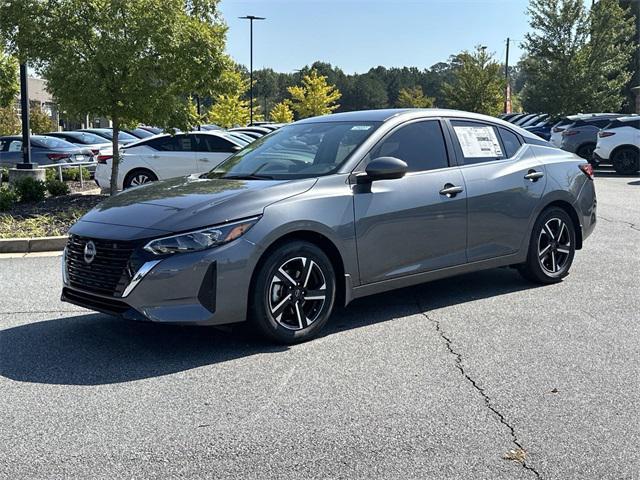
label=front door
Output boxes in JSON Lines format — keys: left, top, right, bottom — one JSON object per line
{"left": 354, "top": 119, "right": 468, "bottom": 285}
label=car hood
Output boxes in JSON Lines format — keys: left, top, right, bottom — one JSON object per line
{"left": 74, "top": 174, "right": 317, "bottom": 234}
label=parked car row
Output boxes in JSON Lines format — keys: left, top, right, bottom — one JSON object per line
{"left": 0, "top": 123, "right": 287, "bottom": 183}
{"left": 500, "top": 112, "right": 639, "bottom": 174}
{"left": 95, "top": 123, "right": 285, "bottom": 190}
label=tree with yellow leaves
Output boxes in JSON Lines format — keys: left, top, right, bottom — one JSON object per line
{"left": 269, "top": 101, "right": 294, "bottom": 123}
{"left": 287, "top": 70, "right": 341, "bottom": 119}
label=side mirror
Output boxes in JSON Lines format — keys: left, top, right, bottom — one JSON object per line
{"left": 231, "top": 145, "right": 242, "bottom": 152}
{"left": 362, "top": 156, "right": 408, "bottom": 182}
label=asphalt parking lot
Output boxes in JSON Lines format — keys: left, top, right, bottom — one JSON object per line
{"left": 0, "top": 172, "right": 638, "bottom": 480}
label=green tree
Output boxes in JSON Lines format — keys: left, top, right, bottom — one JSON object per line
{"left": 1, "top": 0, "right": 230, "bottom": 194}
{"left": 586, "top": 0, "right": 636, "bottom": 112}
{"left": 521, "top": 0, "right": 635, "bottom": 115}
{"left": 396, "top": 86, "right": 435, "bottom": 108}
{"left": 0, "top": 105, "right": 19, "bottom": 135}
{"left": 0, "top": 47, "right": 18, "bottom": 107}
{"left": 269, "top": 101, "right": 293, "bottom": 123}
{"left": 345, "top": 74, "right": 388, "bottom": 111}
{"left": 288, "top": 70, "right": 341, "bottom": 118}
{"left": 441, "top": 46, "right": 505, "bottom": 116}
{"left": 28, "top": 104, "right": 55, "bottom": 133}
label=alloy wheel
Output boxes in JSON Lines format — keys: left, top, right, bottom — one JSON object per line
{"left": 268, "top": 256, "right": 327, "bottom": 330}
{"left": 130, "top": 173, "right": 152, "bottom": 186}
{"left": 537, "top": 218, "right": 572, "bottom": 275}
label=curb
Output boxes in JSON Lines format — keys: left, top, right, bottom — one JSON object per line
{"left": 0, "top": 236, "right": 68, "bottom": 253}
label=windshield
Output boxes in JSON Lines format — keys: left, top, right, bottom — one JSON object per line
{"left": 205, "top": 121, "right": 381, "bottom": 180}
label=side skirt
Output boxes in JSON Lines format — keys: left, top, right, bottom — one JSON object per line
{"left": 350, "top": 252, "right": 525, "bottom": 301}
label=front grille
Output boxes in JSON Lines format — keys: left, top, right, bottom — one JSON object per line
{"left": 62, "top": 287, "right": 131, "bottom": 315}
{"left": 66, "top": 235, "right": 136, "bottom": 296}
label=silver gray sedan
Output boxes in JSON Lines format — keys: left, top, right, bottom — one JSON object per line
{"left": 61, "top": 109, "right": 597, "bottom": 343}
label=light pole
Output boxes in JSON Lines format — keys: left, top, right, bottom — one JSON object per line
{"left": 18, "top": 63, "right": 32, "bottom": 169}
{"left": 239, "top": 15, "right": 266, "bottom": 125}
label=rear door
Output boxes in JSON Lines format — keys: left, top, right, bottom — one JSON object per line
{"left": 353, "top": 119, "right": 468, "bottom": 284}
{"left": 193, "top": 134, "right": 239, "bottom": 170}
{"left": 446, "top": 119, "right": 547, "bottom": 262}
{"left": 140, "top": 134, "right": 197, "bottom": 180}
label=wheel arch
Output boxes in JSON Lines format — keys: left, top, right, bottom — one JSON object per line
{"left": 123, "top": 167, "right": 158, "bottom": 188}
{"left": 540, "top": 200, "right": 583, "bottom": 250}
{"left": 249, "top": 230, "right": 349, "bottom": 309}
{"left": 611, "top": 143, "right": 639, "bottom": 159}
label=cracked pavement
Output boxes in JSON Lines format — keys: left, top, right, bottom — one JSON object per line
{"left": 1, "top": 173, "right": 638, "bottom": 479}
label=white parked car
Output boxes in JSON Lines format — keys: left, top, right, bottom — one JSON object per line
{"left": 593, "top": 116, "right": 640, "bottom": 175}
{"left": 95, "top": 131, "right": 244, "bottom": 190}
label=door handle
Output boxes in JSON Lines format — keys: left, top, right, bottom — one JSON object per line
{"left": 198, "top": 157, "right": 209, "bottom": 162}
{"left": 524, "top": 170, "right": 544, "bottom": 182}
{"left": 439, "top": 184, "right": 464, "bottom": 198}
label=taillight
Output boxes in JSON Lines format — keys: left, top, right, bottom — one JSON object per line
{"left": 562, "top": 130, "right": 579, "bottom": 136}
{"left": 579, "top": 163, "right": 594, "bottom": 179}
{"left": 552, "top": 127, "right": 565, "bottom": 133}
{"left": 97, "top": 154, "right": 112, "bottom": 164}
{"left": 598, "top": 131, "right": 615, "bottom": 138}
{"left": 47, "top": 153, "right": 71, "bottom": 161}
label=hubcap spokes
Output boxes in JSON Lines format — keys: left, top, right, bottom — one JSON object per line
{"left": 538, "top": 218, "right": 571, "bottom": 274}
{"left": 132, "top": 175, "right": 149, "bottom": 185}
{"left": 269, "top": 257, "right": 327, "bottom": 330}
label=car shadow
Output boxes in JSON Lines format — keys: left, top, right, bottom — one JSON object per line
{"left": 0, "top": 268, "right": 539, "bottom": 386}
{"left": 628, "top": 180, "right": 640, "bottom": 186}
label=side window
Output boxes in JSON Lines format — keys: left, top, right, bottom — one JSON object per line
{"left": 8, "top": 140, "right": 22, "bottom": 152}
{"left": 196, "top": 134, "right": 236, "bottom": 153}
{"left": 498, "top": 127, "right": 521, "bottom": 158}
{"left": 369, "top": 120, "right": 449, "bottom": 172}
{"left": 146, "top": 135, "right": 191, "bottom": 152}
{"left": 451, "top": 120, "right": 505, "bottom": 164}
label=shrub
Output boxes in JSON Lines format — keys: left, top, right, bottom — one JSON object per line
{"left": 0, "top": 188, "right": 18, "bottom": 211}
{"left": 62, "top": 166, "right": 91, "bottom": 182}
{"left": 46, "top": 179, "right": 70, "bottom": 197}
{"left": 14, "top": 177, "right": 46, "bottom": 203}
{"left": 45, "top": 167, "right": 59, "bottom": 182}
{"left": 0, "top": 167, "right": 8, "bottom": 183}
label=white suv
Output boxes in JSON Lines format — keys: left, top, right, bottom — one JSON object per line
{"left": 593, "top": 116, "right": 640, "bottom": 175}
{"left": 95, "top": 131, "right": 244, "bottom": 190}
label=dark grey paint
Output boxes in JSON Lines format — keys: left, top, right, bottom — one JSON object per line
{"left": 63, "top": 109, "right": 597, "bottom": 326}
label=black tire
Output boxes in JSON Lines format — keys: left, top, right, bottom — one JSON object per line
{"left": 612, "top": 147, "right": 640, "bottom": 175}
{"left": 123, "top": 169, "right": 157, "bottom": 189}
{"left": 249, "top": 241, "right": 336, "bottom": 344}
{"left": 518, "top": 207, "right": 576, "bottom": 284}
{"left": 576, "top": 143, "right": 595, "bottom": 161}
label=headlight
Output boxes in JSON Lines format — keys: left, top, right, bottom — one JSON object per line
{"left": 143, "top": 217, "right": 260, "bottom": 255}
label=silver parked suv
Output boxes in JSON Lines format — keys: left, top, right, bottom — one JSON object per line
{"left": 62, "top": 109, "right": 597, "bottom": 343}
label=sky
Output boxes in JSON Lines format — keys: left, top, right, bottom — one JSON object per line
{"left": 219, "top": 0, "right": 534, "bottom": 74}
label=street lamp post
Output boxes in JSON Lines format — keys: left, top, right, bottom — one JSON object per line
{"left": 17, "top": 62, "right": 33, "bottom": 169}
{"left": 239, "top": 15, "right": 265, "bottom": 125}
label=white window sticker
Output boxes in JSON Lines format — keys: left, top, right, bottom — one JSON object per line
{"left": 350, "top": 125, "right": 372, "bottom": 131}
{"left": 453, "top": 126, "right": 503, "bottom": 158}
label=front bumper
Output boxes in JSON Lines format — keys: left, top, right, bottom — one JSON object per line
{"left": 61, "top": 237, "right": 260, "bottom": 326}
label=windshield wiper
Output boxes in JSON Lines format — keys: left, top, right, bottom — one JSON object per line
{"left": 223, "top": 174, "right": 275, "bottom": 180}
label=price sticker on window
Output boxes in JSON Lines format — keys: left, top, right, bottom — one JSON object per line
{"left": 453, "top": 126, "right": 503, "bottom": 158}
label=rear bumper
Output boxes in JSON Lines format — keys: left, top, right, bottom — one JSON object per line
{"left": 575, "top": 178, "right": 597, "bottom": 243}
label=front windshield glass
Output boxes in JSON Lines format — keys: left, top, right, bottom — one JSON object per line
{"left": 205, "top": 121, "right": 381, "bottom": 180}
